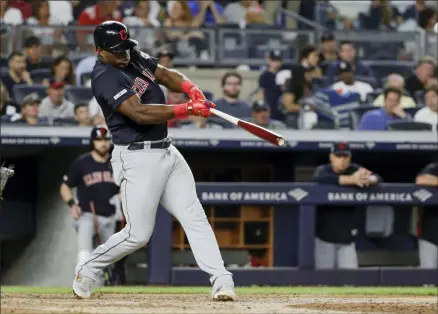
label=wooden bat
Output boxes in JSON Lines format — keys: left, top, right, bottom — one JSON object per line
{"left": 210, "top": 108, "right": 285, "bottom": 146}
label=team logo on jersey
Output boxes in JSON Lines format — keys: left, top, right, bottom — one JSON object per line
{"left": 142, "top": 68, "right": 155, "bottom": 82}
{"left": 119, "top": 30, "right": 128, "bottom": 40}
{"left": 131, "top": 77, "right": 148, "bottom": 97}
{"left": 83, "top": 171, "right": 115, "bottom": 186}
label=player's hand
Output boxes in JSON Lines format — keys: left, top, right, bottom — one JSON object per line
{"left": 188, "top": 101, "right": 216, "bottom": 118}
{"left": 70, "top": 204, "right": 82, "bottom": 220}
{"left": 181, "top": 81, "right": 207, "bottom": 102}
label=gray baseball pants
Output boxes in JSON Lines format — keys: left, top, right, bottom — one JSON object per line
{"left": 315, "top": 237, "right": 359, "bottom": 269}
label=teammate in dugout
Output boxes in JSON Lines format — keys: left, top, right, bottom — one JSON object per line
{"left": 415, "top": 162, "right": 438, "bottom": 269}
{"left": 313, "top": 142, "right": 382, "bottom": 269}
{"left": 60, "top": 126, "right": 122, "bottom": 285}
{"left": 71, "top": 21, "right": 236, "bottom": 301}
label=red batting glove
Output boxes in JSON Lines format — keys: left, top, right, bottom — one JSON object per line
{"left": 181, "top": 80, "right": 206, "bottom": 102}
{"left": 173, "top": 101, "right": 216, "bottom": 118}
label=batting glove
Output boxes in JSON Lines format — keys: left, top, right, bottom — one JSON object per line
{"left": 181, "top": 80, "right": 207, "bottom": 102}
{"left": 173, "top": 101, "right": 216, "bottom": 118}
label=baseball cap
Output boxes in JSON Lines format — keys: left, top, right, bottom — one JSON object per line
{"left": 22, "top": 93, "right": 40, "bottom": 106}
{"left": 337, "top": 61, "right": 353, "bottom": 73}
{"left": 91, "top": 125, "right": 111, "bottom": 140}
{"left": 267, "top": 49, "right": 282, "bottom": 61}
{"left": 320, "top": 32, "right": 335, "bottom": 42}
{"left": 49, "top": 79, "right": 65, "bottom": 89}
{"left": 157, "top": 49, "right": 174, "bottom": 60}
{"left": 331, "top": 142, "right": 351, "bottom": 156}
{"left": 252, "top": 100, "right": 270, "bottom": 112}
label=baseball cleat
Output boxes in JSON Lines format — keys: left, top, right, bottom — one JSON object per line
{"left": 72, "top": 273, "right": 96, "bottom": 299}
{"left": 212, "top": 284, "right": 237, "bottom": 301}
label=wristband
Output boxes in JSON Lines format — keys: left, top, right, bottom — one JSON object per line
{"left": 173, "top": 104, "right": 188, "bottom": 118}
{"left": 181, "top": 80, "right": 195, "bottom": 94}
{"left": 67, "top": 199, "right": 76, "bottom": 207}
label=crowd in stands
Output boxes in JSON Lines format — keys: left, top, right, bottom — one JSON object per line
{"left": 0, "top": 1, "right": 437, "bottom": 131}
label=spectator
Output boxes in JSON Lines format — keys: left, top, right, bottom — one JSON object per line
{"left": 187, "top": 0, "right": 226, "bottom": 25}
{"left": 74, "top": 103, "right": 92, "bottom": 126}
{"left": 318, "top": 32, "right": 338, "bottom": 74}
{"left": 224, "top": 0, "right": 265, "bottom": 26}
{"left": 87, "top": 97, "right": 105, "bottom": 126}
{"left": 282, "top": 66, "right": 316, "bottom": 114}
{"left": 44, "top": 56, "right": 76, "bottom": 86}
{"left": 23, "top": 36, "right": 51, "bottom": 72}
{"left": 358, "top": 87, "right": 411, "bottom": 130}
{"left": 414, "top": 85, "right": 438, "bottom": 128}
{"left": 313, "top": 142, "right": 381, "bottom": 269}
{"left": 248, "top": 100, "right": 286, "bottom": 130}
{"left": 258, "top": 49, "right": 284, "bottom": 120}
{"left": 213, "top": 72, "right": 252, "bottom": 118}
{"left": 403, "top": 0, "right": 426, "bottom": 21}
{"left": 156, "top": 49, "right": 175, "bottom": 100}
{"left": 325, "top": 41, "right": 374, "bottom": 78}
{"left": 75, "top": 48, "right": 97, "bottom": 86}
{"left": 13, "top": 93, "right": 44, "bottom": 125}
{"left": 332, "top": 62, "right": 374, "bottom": 102}
{"left": 0, "top": 81, "right": 18, "bottom": 116}
{"left": 163, "top": 1, "right": 209, "bottom": 59}
{"left": 373, "top": 74, "right": 416, "bottom": 108}
{"left": 181, "top": 116, "right": 223, "bottom": 129}
{"left": 0, "top": 0, "right": 23, "bottom": 25}
{"left": 48, "top": 0, "right": 73, "bottom": 25}
{"left": 123, "top": 0, "right": 160, "bottom": 53}
{"left": 405, "top": 56, "right": 437, "bottom": 98}
{"left": 77, "top": 1, "right": 122, "bottom": 52}
{"left": 39, "top": 80, "right": 75, "bottom": 119}
{"left": 364, "top": 0, "right": 403, "bottom": 30}
{"left": 418, "top": 6, "right": 437, "bottom": 31}
{"left": 415, "top": 162, "right": 438, "bottom": 269}
{"left": 2, "top": 52, "right": 33, "bottom": 96}
{"left": 299, "top": 45, "right": 322, "bottom": 78}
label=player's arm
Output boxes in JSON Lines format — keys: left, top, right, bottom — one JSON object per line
{"left": 60, "top": 163, "right": 82, "bottom": 219}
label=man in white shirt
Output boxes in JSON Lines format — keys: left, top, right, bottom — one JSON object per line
{"left": 331, "top": 62, "right": 374, "bottom": 102}
{"left": 414, "top": 85, "right": 438, "bottom": 129}
{"left": 39, "top": 80, "right": 75, "bottom": 120}
{"left": 373, "top": 73, "right": 416, "bottom": 108}
{"left": 76, "top": 54, "right": 97, "bottom": 86}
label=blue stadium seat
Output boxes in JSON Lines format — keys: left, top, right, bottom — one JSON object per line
{"left": 1, "top": 66, "right": 8, "bottom": 78}
{"left": 369, "top": 64, "right": 414, "bottom": 80}
{"left": 355, "top": 75, "right": 379, "bottom": 89}
{"left": 0, "top": 56, "right": 7, "bottom": 67}
{"left": 30, "top": 68, "right": 52, "bottom": 84}
{"left": 52, "top": 117, "right": 77, "bottom": 126}
{"left": 202, "top": 90, "right": 214, "bottom": 100}
{"left": 64, "top": 86, "right": 93, "bottom": 104}
{"left": 12, "top": 84, "right": 48, "bottom": 105}
{"left": 414, "top": 90, "right": 425, "bottom": 105}
{"left": 223, "top": 48, "right": 248, "bottom": 59}
{"left": 387, "top": 121, "right": 432, "bottom": 131}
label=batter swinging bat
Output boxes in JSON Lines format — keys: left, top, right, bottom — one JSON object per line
{"left": 210, "top": 108, "right": 285, "bottom": 146}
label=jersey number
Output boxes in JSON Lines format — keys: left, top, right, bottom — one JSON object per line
{"left": 131, "top": 77, "right": 148, "bottom": 98}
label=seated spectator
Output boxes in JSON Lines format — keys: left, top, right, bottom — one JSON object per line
{"left": 415, "top": 161, "right": 438, "bottom": 269}
{"left": 77, "top": 1, "right": 122, "bottom": 52}
{"left": 331, "top": 62, "right": 374, "bottom": 102}
{"left": 74, "top": 103, "right": 92, "bottom": 126}
{"left": 48, "top": 0, "right": 73, "bottom": 25}
{"left": 0, "top": 0, "right": 23, "bottom": 25}
{"left": 75, "top": 48, "right": 97, "bottom": 86}
{"left": 224, "top": 0, "right": 265, "bottom": 26}
{"left": 258, "top": 49, "right": 284, "bottom": 120}
{"left": 0, "top": 81, "right": 18, "bottom": 116}
{"left": 414, "top": 85, "right": 438, "bottom": 128}
{"left": 88, "top": 97, "right": 105, "bottom": 125}
{"left": 2, "top": 52, "right": 33, "bottom": 96}
{"left": 282, "top": 66, "right": 316, "bottom": 114}
{"left": 318, "top": 32, "right": 338, "bottom": 74}
{"left": 163, "top": 1, "right": 209, "bottom": 59}
{"left": 405, "top": 56, "right": 437, "bottom": 98}
{"left": 44, "top": 56, "right": 76, "bottom": 86}
{"left": 157, "top": 49, "right": 175, "bottom": 99}
{"left": 373, "top": 74, "right": 416, "bottom": 108}
{"left": 299, "top": 45, "right": 323, "bottom": 78}
{"left": 325, "top": 41, "right": 374, "bottom": 78}
{"left": 248, "top": 100, "right": 286, "bottom": 130}
{"left": 26, "top": 0, "right": 66, "bottom": 56}
{"left": 213, "top": 72, "right": 251, "bottom": 117}
{"left": 358, "top": 87, "right": 411, "bottom": 130}
{"left": 13, "top": 93, "right": 44, "bottom": 125}
{"left": 39, "top": 80, "right": 75, "bottom": 119}
{"left": 181, "top": 116, "right": 223, "bottom": 129}
{"left": 187, "top": 0, "right": 226, "bottom": 25}
{"left": 123, "top": 0, "right": 160, "bottom": 53}
{"left": 403, "top": 0, "right": 426, "bottom": 21}
{"left": 418, "top": 6, "right": 437, "bottom": 31}
{"left": 23, "top": 36, "right": 51, "bottom": 72}
{"left": 313, "top": 142, "right": 381, "bottom": 269}
{"left": 364, "top": 0, "right": 403, "bottom": 30}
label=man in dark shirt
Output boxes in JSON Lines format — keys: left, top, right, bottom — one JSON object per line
{"left": 2, "top": 51, "right": 33, "bottom": 96}
{"left": 23, "top": 36, "right": 52, "bottom": 72}
{"left": 313, "top": 142, "right": 381, "bottom": 269}
{"left": 318, "top": 32, "right": 338, "bottom": 75}
{"left": 415, "top": 162, "right": 438, "bottom": 269}
{"left": 258, "top": 49, "right": 284, "bottom": 120}
{"left": 405, "top": 57, "right": 437, "bottom": 98}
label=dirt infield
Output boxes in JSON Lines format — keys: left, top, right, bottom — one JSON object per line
{"left": 1, "top": 293, "right": 437, "bottom": 314}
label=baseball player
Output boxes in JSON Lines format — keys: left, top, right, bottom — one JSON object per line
{"left": 60, "top": 125, "right": 121, "bottom": 286}
{"left": 72, "top": 21, "right": 236, "bottom": 301}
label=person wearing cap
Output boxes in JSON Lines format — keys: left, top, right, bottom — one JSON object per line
{"left": 405, "top": 56, "right": 437, "bottom": 98}
{"left": 318, "top": 32, "right": 338, "bottom": 75}
{"left": 331, "top": 61, "right": 374, "bottom": 102}
{"left": 258, "top": 49, "right": 284, "bottom": 120}
{"left": 313, "top": 142, "right": 381, "bottom": 269}
{"left": 358, "top": 87, "right": 412, "bottom": 130}
{"left": 157, "top": 50, "right": 175, "bottom": 68}
{"left": 13, "top": 92, "right": 44, "bottom": 125}
{"left": 39, "top": 80, "right": 75, "bottom": 120}
{"left": 248, "top": 100, "right": 286, "bottom": 130}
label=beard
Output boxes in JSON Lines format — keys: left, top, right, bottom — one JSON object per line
{"left": 223, "top": 90, "right": 240, "bottom": 99}
{"left": 93, "top": 147, "right": 109, "bottom": 158}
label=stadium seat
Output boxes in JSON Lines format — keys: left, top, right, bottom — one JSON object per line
{"left": 366, "top": 89, "right": 383, "bottom": 103}
{"left": 30, "top": 68, "right": 52, "bottom": 84}
{"left": 52, "top": 117, "right": 77, "bottom": 126}
{"left": 12, "top": 84, "right": 48, "bottom": 105}
{"left": 387, "top": 121, "right": 432, "bottom": 131}
{"left": 0, "top": 56, "right": 7, "bottom": 67}
{"left": 223, "top": 48, "right": 248, "bottom": 59}
{"left": 64, "top": 86, "right": 93, "bottom": 104}
{"left": 414, "top": 90, "right": 425, "bottom": 105}
{"left": 311, "top": 120, "right": 336, "bottom": 129}
{"left": 369, "top": 63, "right": 414, "bottom": 81}
{"left": 0, "top": 66, "right": 8, "bottom": 78}
{"left": 80, "top": 72, "right": 92, "bottom": 85}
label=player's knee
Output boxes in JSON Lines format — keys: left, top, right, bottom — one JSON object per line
{"left": 128, "top": 229, "right": 153, "bottom": 248}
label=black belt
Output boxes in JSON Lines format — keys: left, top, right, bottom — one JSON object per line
{"left": 127, "top": 140, "right": 171, "bottom": 151}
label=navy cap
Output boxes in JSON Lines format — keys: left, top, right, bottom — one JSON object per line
{"left": 338, "top": 61, "right": 353, "bottom": 72}
{"left": 267, "top": 49, "right": 282, "bottom": 60}
{"left": 331, "top": 142, "right": 351, "bottom": 156}
{"left": 252, "top": 100, "right": 270, "bottom": 112}
{"left": 321, "top": 32, "right": 335, "bottom": 42}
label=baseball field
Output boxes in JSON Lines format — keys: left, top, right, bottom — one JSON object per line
{"left": 1, "top": 286, "right": 437, "bottom": 314}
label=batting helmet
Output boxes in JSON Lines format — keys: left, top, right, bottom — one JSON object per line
{"left": 90, "top": 125, "right": 111, "bottom": 141}
{"left": 93, "top": 21, "right": 138, "bottom": 53}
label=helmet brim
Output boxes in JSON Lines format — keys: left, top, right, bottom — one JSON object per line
{"left": 107, "top": 38, "right": 138, "bottom": 53}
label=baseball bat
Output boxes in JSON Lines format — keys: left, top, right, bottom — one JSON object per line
{"left": 210, "top": 108, "right": 285, "bottom": 146}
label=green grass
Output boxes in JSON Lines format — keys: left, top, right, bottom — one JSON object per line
{"left": 2, "top": 286, "right": 437, "bottom": 296}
